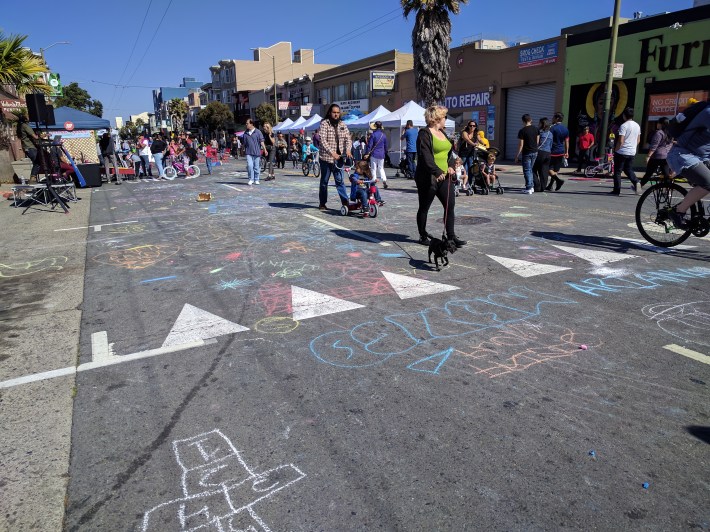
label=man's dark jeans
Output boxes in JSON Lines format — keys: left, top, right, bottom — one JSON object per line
{"left": 406, "top": 152, "right": 416, "bottom": 176}
{"left": 319, "top": 160, "right": 349, "bottom": 207}
{"left": 613, "top": 152, "right": 638, "bottom": 191}
{"left": 24, "top": 148, "right": 40, "bottom": 178}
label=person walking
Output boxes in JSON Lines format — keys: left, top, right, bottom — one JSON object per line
{"left": 415, "top": 105, "right": 466, "bottom": 248}
{"left": 610, "top": 107, "right": 642, "bottom": 195}
{"left": 100, "top": 132, "right": 120, "bottom": 183}
{"left": 262, "top": 122, "right": 276, "bottom": 181}
{"left": 366, "top": 121, "right": 389, "bottom": 188}
{"left": 533, "top": 117, "right": 552, "bottom": 192}
{"left": 205, "top": 142, "right": 217, "bottom": 175}
{"left": 401, "top": 119, "right": 419, "bottom": 179}
{"left": 16, "top": 113, "right": 40, "bottom": 182}
{"left": 289, "top": 137, "right": 300, "bottom": 168}
{"left": 317, "top": 104, "right": 352, "bottom": 210}
{"left": 138, "top": 137, "right": 153, "bottom": 179}
{"left": 546, "top": 112, "right": 569, "bottom": 191}
{"left": 243, "top": 119, "right": 266, "bottom": 185}
{"left": 514, "top": 114, "right": 539, "bottom": 194}
{"left": 639, "top": 117, "right": 673, "bottom": 187}
{"left": 150, "top": 133, "right": 168, "bottom": 179}
{"left": 275, "top": 133, "right": 288, "bottom": 169}
{"left": 574, "top": 125, "right": 595, "bottom": 175}
{"left": 457, "top": 119, "right": 478, "bottom": 176}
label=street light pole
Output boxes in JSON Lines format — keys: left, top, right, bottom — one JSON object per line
{"left": 599, "top": 0, "right": 622, "bottom": 158}
{"left": 39, "top": 41, "right": 70, "bottom": 63}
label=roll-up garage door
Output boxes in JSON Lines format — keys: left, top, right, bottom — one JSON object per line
{"left": 504, "top": 83, "right": 556, "bottom": 160}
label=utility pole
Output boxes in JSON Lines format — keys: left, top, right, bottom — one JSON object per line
{"left": 600, "top": 0, "right": 622, "bottom": 157}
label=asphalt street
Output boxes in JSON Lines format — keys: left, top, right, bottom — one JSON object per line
{"left": 3, "top": 157, "right": 709, "bottom": 531}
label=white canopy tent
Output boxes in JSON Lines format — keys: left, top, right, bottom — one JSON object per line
{"left": 302, "top": 114, "right": 324, "bottom": 132}
{"left": 272, "top": 118, "right": 294, "bottom": 132}
{"left": 377, "top": 101, "right": 455, "bottom": 166}
{"left": 348, "top": 105, "right": 391, "bottom": 130}
{"left": 281, "top": 116, "right": 308, "bottom": 134}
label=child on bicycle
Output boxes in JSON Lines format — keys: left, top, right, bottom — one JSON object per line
{"left": 301, "top": 137, "right": 319, "bottom": 162}
{"left": 351, "top": 160, "right": 384, "bottom": 206}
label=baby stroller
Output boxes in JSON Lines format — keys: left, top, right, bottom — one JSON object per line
{"left": 471, "top": 146, "right": 504, "bottom": 195}
{"left": 398, "top": 155, "right": 414, "bottom": 180}
{"left": 454, "top": 168, "right": 473, "bottom": 197}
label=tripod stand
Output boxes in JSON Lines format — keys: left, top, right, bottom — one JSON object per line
{"left": 22, "top": 137, "right": 70, "bottom": 214}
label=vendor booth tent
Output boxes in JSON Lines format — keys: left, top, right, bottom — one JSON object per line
{"left": 302, "top": 114, "right": 323, "bottom": 132}
{"left": 377, "top": 101, "right": 454, "bottom": 130}
{"left": 282, "top": 116, "right": 308, "bottom": 134}
{"left": 30, "top": 106, "right": 111, "bottom": 130}
{"left": 348, "top": 105, "right": 391, "bottom": 129}
{"left": 272, "top": 118, "right": 294, "bottom": 132}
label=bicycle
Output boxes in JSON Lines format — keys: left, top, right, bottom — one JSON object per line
{"left": 585, "top": 153, "right": 614, "bottom": 177}
{"left": 302, "top": 153, "right": 321, "bottom": 177}
{"left": 635, "top": 177, "right": 709, "bottom": 247}
{"left": 164, "top": 156, "right": 200, "bottom": 180}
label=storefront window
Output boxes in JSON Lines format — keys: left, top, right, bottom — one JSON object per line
{"left": 318, "top": 88, "right": 330, "bottom": 105}
{"left": 351, "top": 79, "right": 369, "bottom": 100}
{"left": 644, "top": 89, "right": 709, "bottom": 145}
{"left": 334, "top": 84, "right": 348, "bottom": 101}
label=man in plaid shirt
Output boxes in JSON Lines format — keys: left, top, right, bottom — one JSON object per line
{"left": 317, "top": 104, "right": 353, "bottom": 210}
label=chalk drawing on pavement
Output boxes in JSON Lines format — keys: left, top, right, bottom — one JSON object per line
{"left": 141, "top": 429, "right": 306, "bottom": 532}
{"left": 254, "top": 317, "right": 300, "bottom": 334}
{"left": 642, "top": 301, "right": 710, "bottom": 348}
{"left": 0, "top": 256, "right": 68, "bottom": 277}
{"left": 91, "top": 244, "right": 179, "bottom": 270}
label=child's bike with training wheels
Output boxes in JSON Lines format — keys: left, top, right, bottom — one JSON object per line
{"left": 340, "top": 179, "right": 379, "bottom": 218}
{"left": 584, "top": 151, "right": 614, "bottom": 177}
{"left": 635, "top": 176, "right": 709, "bottom": 247}
{"left": 164, "top": 157, "right": 200, "bottom": 180}
{"left": 302, "top": 153, "right": 321, "bottom": 177}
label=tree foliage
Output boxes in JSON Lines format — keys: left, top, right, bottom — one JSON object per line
{"left": 54, "top": 82, "right": 104, "bottom": 117}
{"left": 0, "top": 32, "right": 51, "bottom": 96}
{"left": 168, "top": 98, "right": 189, "bottom": 134}
{"left": 401, "top": 0, "right": 468, "bottom": 107}
{"left": 197, "top": 101, "right": 233, "bottom": 133}
{"left": 254, "top": 103, "right": 277, "bottom": 127}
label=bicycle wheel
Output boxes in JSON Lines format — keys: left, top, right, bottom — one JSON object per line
{"left": 187, "top": 165, "right": 201, "bottom": 178}
{"left": 164, "top": 166, "right": 177, "bottom": 180}
{"left": 313, "top": 161, "right": 321, "bottom": 177}
{"left": 585, "top": 166, "right": 599, "bottom": 178}
{"left": 302, "top": 161, "right": 309, "bottom": 176}
{"left": 635, "top": 181, "right": 693, "bottom": 247}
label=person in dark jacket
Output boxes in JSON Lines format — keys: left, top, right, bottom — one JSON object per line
{"left": 415, "top": 105, "right": 466, "bottom": 248}
{"left": 640, "top": 117, "right": 673, "bottom": 187}
{"left": 366, "top": 121, "right": 389, "bottom": 188}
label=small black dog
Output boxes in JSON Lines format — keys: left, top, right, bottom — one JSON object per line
{"left": 428, "top": 236, "right": 457, "bottom": 271}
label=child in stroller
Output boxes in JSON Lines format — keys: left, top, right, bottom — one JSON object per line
{"left": 342, "top": 160, "right": 384, "bottom": 217}
{"left": 453, "top": 157, "right": 472, "bottom": 196}
{"left": 472, "top": 147, "right": 504, "bottom": 195}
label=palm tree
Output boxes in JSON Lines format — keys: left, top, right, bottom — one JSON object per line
{"left": 0, "top": 32, "right": 50, "bottom": 96}
{"left": 401, "top": 0, "right": 468, "bottom": 107}
{"left": 168, "top": 98, "right": 189, "bottom": 134}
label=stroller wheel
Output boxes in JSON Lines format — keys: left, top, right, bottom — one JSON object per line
{"left": 496, "top": 187, "right": 504, "bottom": 195}
{"left": 454, "top": 188, "right": 460, "bottom": 197}
{"left": 340, "top": 205, "right": 348, "bottom": 216}
{"left": 482, "top": 187, "right": 489, "bottom": 195}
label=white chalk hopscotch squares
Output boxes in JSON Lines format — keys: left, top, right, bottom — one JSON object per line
{"left": 141, "top": 429, "right": 305, "bottom": 531}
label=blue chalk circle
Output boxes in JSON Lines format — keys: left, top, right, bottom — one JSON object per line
{"left": 642, "top": 482, "right": 649, "bottom": 489}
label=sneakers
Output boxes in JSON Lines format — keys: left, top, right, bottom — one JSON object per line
{"left": 630, "top": 183, "right": 639, "bottom": 194}
{"left": 383, "top": 182, "right": 388, "bottom": 189}
{"left": 608, "top": 189, "right": 620, "bottom": 195}
{"left": 667, "top": 207, "right": 689, "bottom": 229}
{"left": 523, "top": 188, "right": 534, "bottom": 194}
{"left": 635, "top": 182, "right": 642, "bottom": 194}
{"left": 318, "top": 204, "right": 327, "bottom": 211}
{"left": 248, "top": 180, "right": 254, "bottom": 185}
{"left": 254, "top": 180, "right": 260, "bottom": 185}
{"left": 450, "top": 236, "right": 467, "bottom": 248}
{"left": 418, "top": 234, "right": 431, "bottom": 246}
{"left": 555, "top": 179, "right": 565, "bottom": 191}
{"left": 377, "top": 200, "right": 385, "bottom": 206}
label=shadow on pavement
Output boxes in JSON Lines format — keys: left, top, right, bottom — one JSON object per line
{"left": 331, "top": 229, "right": 414, "bottom": 244}
{"left": 686, "top": 426, "right": 710, "bottom": 445}
{"left": 268, "top": 202, "right": 314, "bottom": 210}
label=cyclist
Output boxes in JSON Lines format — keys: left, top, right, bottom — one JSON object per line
{"left": 302, "top": 136, "right": 319, "bottom": 163}
{"left": 666, "top": 101, "right": 710, "bottom": 229}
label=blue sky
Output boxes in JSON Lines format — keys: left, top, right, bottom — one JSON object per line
{"left": 3, "top": 0, "right": 695, "bottom": 125}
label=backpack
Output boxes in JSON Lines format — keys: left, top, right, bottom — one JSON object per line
{"left": 668, "top": 100, "right": 709, "bottom": 139}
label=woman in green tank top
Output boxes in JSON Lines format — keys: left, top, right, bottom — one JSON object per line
{"left": 414, "top": 105, "right": 467, "bottom": 248}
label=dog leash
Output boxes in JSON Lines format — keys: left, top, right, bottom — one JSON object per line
{"left": 441, "top": 173, "right": 451, "bottom": 241}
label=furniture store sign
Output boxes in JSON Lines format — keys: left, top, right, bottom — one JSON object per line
{"left": 437, "top": 91, "right": 491, "bottom": 110}
{"left": 519, "top": 42, "right": 558, "bottom": 68}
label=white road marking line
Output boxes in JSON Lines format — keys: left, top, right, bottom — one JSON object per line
{"left": 608, "top": 235, "right": 696, "bottom": 251}
{"left": 91, "top": 331, "right": 111, "bottom": 363}
{"left": 381, "top": 270, "right": 459, "bottom": 299}
{"left": 0, "top": 366, "right": 77, "bottom": 389}
{"left": 663, "top": 344, "right": 710, "bottom": 365}
{"left": 54, "top": 220, "right": 138, "bottom": 232}
{"left": 301, "top": 213, "right": 391, "bottom": 246}
{"left": 221, "top": 183, "right": 244, "bottom": 192}
{"left": 551, "top": 244, "right": 638, "bottom": 266}
{"left": 487, "top": 255, "right": 572, "bottom": 278}
{"left": 291, "top": 286, "right": 364, "bottom": 320}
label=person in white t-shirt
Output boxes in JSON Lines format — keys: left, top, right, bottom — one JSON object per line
{"left": 610, "top": 107, "right": 641, "bottom": 195}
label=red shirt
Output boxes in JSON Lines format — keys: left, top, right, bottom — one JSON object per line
{"left": 578, "top": 132, "right": 595, "bottom": 150}
{"left": 206, "top": 146, "right": 218, "bottom": 158}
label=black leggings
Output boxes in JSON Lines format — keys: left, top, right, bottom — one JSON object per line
{"left": 533, "top": 150, "right": 550, "bottom": 191}
{"left": 416, "top": 176, "right": 456, "bottom": 239}
{"left": 640, "top": 158, "right": 670, "bottom": 186}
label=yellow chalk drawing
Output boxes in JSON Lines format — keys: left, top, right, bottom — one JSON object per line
{"left": 92, "top": 244, "right": 179, "bottom": 270}
{"left": 0, "top": 256, "right": 68, "bottom": 278}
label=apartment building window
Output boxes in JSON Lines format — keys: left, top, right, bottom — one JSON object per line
{"left": 334, "top": 84, "right": 348, "bottom": 101}
{"left": 318, "top": 87, "right": 330, "bottom": 105}
{"left": 351, "top": 79, "right": 369, "bottom": 100}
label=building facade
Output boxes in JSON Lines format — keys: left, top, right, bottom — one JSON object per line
{"left": 152, "top": 77, "right": 204, "bottom": 130}
{"left": 563, "top": 4, "right": 710, "bottom": 164}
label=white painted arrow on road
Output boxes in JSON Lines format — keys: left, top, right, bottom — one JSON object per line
{"left": 291, "top": 286, "right": 364, "bottom": 321}
{"left": 382, "top": 271, "right": 459, "bottom": 299}
{"left": 487, "top": 255, "right": 571, "bottom": 278}
{"left": 162, "top": 304, "right": 249, "bottom": 348}
{"left": 551, "top": 244, "right": 638, "bottom": 266}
